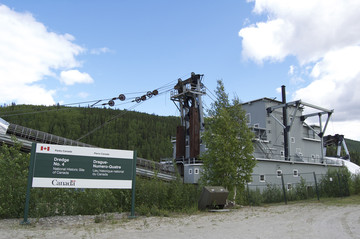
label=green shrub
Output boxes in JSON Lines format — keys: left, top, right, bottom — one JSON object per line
{"left": 0, "top": 141, "right": 200, "bottom": 218}
{"left": 293, "top": 178, "right": 309, "bottom": 200}
{"left": 246, "top": 188, "right": 262, "bottom": 206}
{"left": 0, "top": 142, "right": 29, "bottom": 218}
{"left": 135, "top": 176, "right": 199, "bottom": 214}
{"left": 351, "top": 174, "right": 360, "bottom": 195}
{"left": 320, "top": 167, "right": 351, "bottom": 197}
{"left": 306, "top": 185, "right": 317, "bottom": 199}
{"left": 262, "top": 184, "right": 283, "bottom": 203}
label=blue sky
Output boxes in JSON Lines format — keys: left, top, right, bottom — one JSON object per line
{"left": 0, "top": 1, "right": 360, "bottom": 140}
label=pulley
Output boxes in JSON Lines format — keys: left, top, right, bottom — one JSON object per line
{"left": 119, "top": 94, "right": 126, "bottom": 101}
{"left": 108, "top": 100, "right": 115, "bottom": 106}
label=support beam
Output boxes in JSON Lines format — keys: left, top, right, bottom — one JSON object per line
{"left": 299, "top": 101, "right": 333, "bottom": 113}
{"left": 266, "top": 100, "right": 300, "bottom": 113}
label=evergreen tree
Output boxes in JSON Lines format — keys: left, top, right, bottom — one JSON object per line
{"left": 201, "top": 80, "right": 256, "bottom": 199}
{"left": 0, "top": 104, "right": 179, "bottom": 162}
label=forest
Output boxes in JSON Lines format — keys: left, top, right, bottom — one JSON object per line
{"left": 0, "top": 104, "right": 180, "bottom": 162}
{"left": 0, "top": 104, "right": 360, "bottom": 165}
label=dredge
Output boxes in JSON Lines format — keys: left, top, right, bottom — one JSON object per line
{"left": 1, "top": 72, "right": 359, "bottom": 188}
{"left": 170, "top": 73, "right": 360, "bottom": 189}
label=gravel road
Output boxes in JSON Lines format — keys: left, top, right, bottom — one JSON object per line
{"left": 1, "top": 202, "right": 359, "bottom": 239}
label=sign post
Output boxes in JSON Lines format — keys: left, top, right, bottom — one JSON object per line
{"left": 21, "top": 143, "right": 137, "bottom": 224}
{"left": 21, "top": 143, "right": 36, "bottom": 224}
{"left": 130, "top": 150, "right": 137, "bottom": 218}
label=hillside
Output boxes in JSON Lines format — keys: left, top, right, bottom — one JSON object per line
{"left": 345, "top": 138, "right": 360, "bottom": 153}
{"left": 345, "top": 138, "right": 360, "bottom": 166}
{"left": 0, "top": 104, "right": 180, "bottom": 161}
{"left": 326, "top": 138, "right": 360, "bottom": 165}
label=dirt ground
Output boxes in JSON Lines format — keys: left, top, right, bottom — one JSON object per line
{"left": 1, "top": 202, "right": 359, "bottom": 239}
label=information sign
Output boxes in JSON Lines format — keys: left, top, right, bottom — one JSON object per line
{"left": 32, "top": 144, "right": 135, "bottom": 189}
{"left": 22, "top": 143, "right": 137, "bottom": 224}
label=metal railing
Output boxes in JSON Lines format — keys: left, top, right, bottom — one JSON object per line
{"left": 7, "top": 123, "right": 92, "bottom": 147}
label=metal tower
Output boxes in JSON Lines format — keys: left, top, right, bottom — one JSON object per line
{"left": 170, "top": 72, "right": 206, "bottom": 177}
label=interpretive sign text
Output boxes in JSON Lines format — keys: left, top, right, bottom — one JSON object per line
{"left": 31, "top": 144, "right": 135, "bottom": 189}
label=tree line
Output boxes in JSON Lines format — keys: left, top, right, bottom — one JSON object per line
{"left": 0, "top": 105, "right": 180, "bottom": 162}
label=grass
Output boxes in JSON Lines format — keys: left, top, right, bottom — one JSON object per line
{"left": 260, "top": 194, "right": 360, "bottom": 207}
{"left": 316, "top": 194, "right": 360, "bottom": 206}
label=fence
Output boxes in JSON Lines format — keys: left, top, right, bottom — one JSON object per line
{"left": 247, "top": 171, "right": 331, "bottom": 204}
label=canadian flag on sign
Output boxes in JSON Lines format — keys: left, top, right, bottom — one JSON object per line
{"left": 40, "top": 146, "right": 50, "bottom": 151}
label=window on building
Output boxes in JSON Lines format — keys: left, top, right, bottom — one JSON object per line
{"left": 311, "top": 154, "right": 315, "bottom": 159}
{"left": 194, "top": 168, "right": 199, "bottom": 174}
{"left": 291, "top": 137, "right": 295, "bottom": 143}
{"left": 254, "top": 123, "right": 259, "bottom": 128}
{"left": 293, "top": 169, "right": 299, "bottom": 177}
{"left": 287, "top": 183, "right": 292, "bottom": 190}
{"left": 259, "top": 174, "right": 266, "bottom": 182}
{"left": 280, "top": 151, "right": 285, "bottom": 157}
{"left": 276, "top": 170, "right": 282, "bottom": 178}
{"left": 189, "top": 169, "right": 192, "bottom": 174}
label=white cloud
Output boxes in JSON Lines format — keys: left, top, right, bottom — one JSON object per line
{"left": 0, "top": 5, "right": 89, "bottom": 105}
{"left": 90, "top": 47, "right": 111, "bottom": 55}
{"left": 326, "top": 120, "right": 360, "bottom": 142}
{"left": 288, "top": 65, "right": 295, "bottom": 75}
{"left": 239, "top": 19, "right": 293, "bottom": 64}
{"left": 242, "top": 0, "right": 360, "bottom": 64}
{"left": 293, "top": 46, "right": 360, "bottom": 122}
{"left": 240, "top": 0, "right": 360, "bottom": 140}
{"left": 60, "top": 70, "right": 94, "bottom": 85}
{"left": 1, "top": 84, "right": 55, "bottom": 105}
